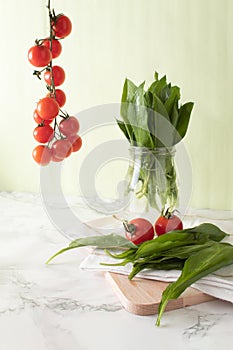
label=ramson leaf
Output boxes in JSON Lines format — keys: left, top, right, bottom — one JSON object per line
{"left": 151, "top": 95, "right": 174, "bottom": 147}
{"left": 170, "top": 101, "right": 179, "bottom": 128}
{"left": 46, "top": 234, "right": 137, "bottom": 264}
{"left": 121, "top": 78, "right": 137, "bottom": 104}
{"left": 173, "top": 102, "right": 194, "bottom": 144}
{"left": 127, "top": 84, "right": 154, "bottom": 147}
{"left": 164, "top": 86, "right": 180, "bottom": 117}
{"left": 116, "top": 119, "right": 135, "bottom": 143}
{"left": 160, "top": 84, "right": 171, "bottom": 104}
{"left": 148, "top": 75, "right": 167, "bottom": 100}
{"left": 120, "top": 78, "right": 137, "bottom": 124}
{"left": 156, "top": 242, "right": 233, "bottom": 326}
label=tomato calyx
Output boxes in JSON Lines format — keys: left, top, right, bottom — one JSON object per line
{"left": 113, "top": 215, "right": 136, "bottom": 237}
{"left": 34, "top": 38, "right": 44, "bottom": 47}
{"left": 113, "top": 215, "right": 154, "bottom": 245}
{"left": 122, "top": 220, "right": 136, "bottom": 237}
{"left": 51, "top": 13, "right": 65, "bottom": 25}
{"left": 58, "top": 109, "right": 69, "bottom": 118}
{"left": 33, "top": 67, "right": 48, "bottom": 80}
{"left": 162, "top": 207, "right": 174, "bottom": 220}
{"left": 155, "top": 209, "right": 183, "bottom": 236}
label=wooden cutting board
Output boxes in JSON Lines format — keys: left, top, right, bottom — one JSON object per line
{"left": 106, "top": 272, "right": 215, "bottom": 316}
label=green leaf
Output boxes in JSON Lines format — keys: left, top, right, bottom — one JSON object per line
{"left": 121, "top": 78, "right": 137, "bottom": 104}
{"left": 46, "top": 234, "right": 137, "bottom": 264}
{"left": 173, "top": 102, "right": 194, "bottom": 144}
{"left": 161, "top": 241, "right": 215, "bottom": 259}
{"left": 144, "top": 90, "right": 153, "bottom": 109}
{"left": 144, "top": 91, "right": 156, "bottom": 146}
{"left": 154, "top": 71, "right": 159, "bottom": 80}
{"left": 116, "top": 119, "right": 130, "bottom": 140}
{"left": 149, "top": 94, "right": 174, "bottom": 147}
{"left": 152, "top": 94, "right": 170, "bottom": 121}
{"left": 160, "top": 83, "right": 171, "bottom": 103}
{"left": 170, "top": 102, "right": 179, "bottom": 128}
{"left": 148, "top": 75, "right": 167, "bottom": 100}
{"left": 120, "top": 78, "right": 137, "bottom": 124}
{"left": 134, "top": 230, "right": 210, "bottom": 260}
{"left": 156, "top": 242, "right": 233, "bottom": 326}
{"left": 69, "top": 233, "right": 137, "bottom": 249}
{"left": 120, "top": 78, "right": 141, "bottom": 143}
{"left": 116, "top": 119, "right": 134, "bottom": 142}
{"left": 129, "top": 258, "right": 185, "bottom": 280}
{"left": 164, "top": 86, "right": 180, "bottom": 117}
{"left": 127, "top": 84, "right": 154, "bottom": 147}
{"left": 186, "top": 223, "right": 228, "bottom": 242}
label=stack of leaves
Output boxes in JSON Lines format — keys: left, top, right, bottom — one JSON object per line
{"left": 46, "top": 223, "right": 233, "bottom": 326}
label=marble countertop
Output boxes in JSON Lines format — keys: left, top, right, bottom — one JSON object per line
{"left": 1, "top": 191, "right": 233, "bottom": 350}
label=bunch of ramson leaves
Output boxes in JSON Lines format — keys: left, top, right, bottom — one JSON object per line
{"left": 116, "top": 72, "right": 194, "bottom": 213}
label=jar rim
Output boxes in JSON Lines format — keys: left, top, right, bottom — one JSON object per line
{"left": 129, "top": 145, "right": 176, "bottom": 156}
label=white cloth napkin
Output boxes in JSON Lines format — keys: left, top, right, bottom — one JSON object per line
{"left": 80, "top": 209, "right": 233, "bottom": 303}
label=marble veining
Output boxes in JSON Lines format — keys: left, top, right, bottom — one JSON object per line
{"left": 183, "top": 313, "right": 224, "bottom": 339}
{"left": 0, "top": 269, "right": 122, "bottom": 315}
{"left": 18, "top": 295, "right": 123, "bottom": 314}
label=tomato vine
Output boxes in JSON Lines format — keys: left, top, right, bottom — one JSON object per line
{"left": 28, "top": 0, "right": 82, "bottom": 165}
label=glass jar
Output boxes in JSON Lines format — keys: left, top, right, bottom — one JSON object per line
{"left": 123, "top": 146, "right": 179, "bottom": 219}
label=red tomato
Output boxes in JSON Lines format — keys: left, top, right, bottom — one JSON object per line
{"left": 68, "top": 134, "right": 82, "bottom": 152}
{"left": 33, "top": 125, "right": 54, "bottom": 143}
{"left": 33, "top": 110, "right": 53, "bottom": 125}
{"left": 47, "top": 89, "right": 66, "bottom": 107}
{"left": 28, "top": 45, "right": 52, "bottom": 67}
{"left": 51, "top": 154, "right": 64, "bottom": 162}
{"left": 37, "top": 97, "right": 59, "bottom": 120}
{"left": 124, "top": 218, "right": 154, "bottom": 245}
{"left": 42, "top": 38, "right": 62, "bottom": 59}
{"left": 52, "top": 139, "right": 72, "bottom": 159}
{"left": 44, "top": 65, "right": 65, "bottom": 86}
{"left": 53, "top": 15, "right": 72, "bottom": 38}
{"left": 32, "top": 145, "right": 52, "bottom": 166}
{"left": 59, "top": 116, "right": 79, "bottom": 136}
{"left": 155, "top": 214, "right": 183, "bottom": 236}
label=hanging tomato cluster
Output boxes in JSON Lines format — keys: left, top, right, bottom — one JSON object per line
{"left": 28, "top": 2, "right": 82, "bottom": 166}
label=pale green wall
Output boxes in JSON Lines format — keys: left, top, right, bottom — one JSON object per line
{"left": 1, "top": 0, "right": 233, "bottom": 210}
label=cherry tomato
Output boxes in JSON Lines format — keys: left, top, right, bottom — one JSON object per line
{"left": 53, "top": 15, "right": 72, "bottom": 38}
{"left": 47, "top": 89, "right": 66, "bottom": 107}
{"left": 124, "top": 218, "right": 154, "bottom": 245}
{"left": 42, "top": 38, "right": 62, "bottom": 59}
{"left": 33, "top": 110, "right": 53, "bottom": 125}
{"left": 44, "top": 65, "right": 65, "bottom": 86}
{"left": 32, "top": 145, "right": 52, "bottom": 166}
{"left": 36, "top": 97, "right": 59, "bottom": 120}
{"left": 51, "top": 154, "right": 64, "bottom": 162}
{"left": 155, "top": 214, "right": 183, "bottom": 236}
{"left": 68, "top": 134, "right": 82, "bottom": 152}
{"left": 59, "top": 116, "right": 79, "bottom": 136}
{"left": 28, "top": 45, "right": 52, "bottom": 67}
{"left": 33, "top": 125, "right": 54, "bottom": 143}
{"left": 52, "top": 139, "right": 72, "bottom": 159}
